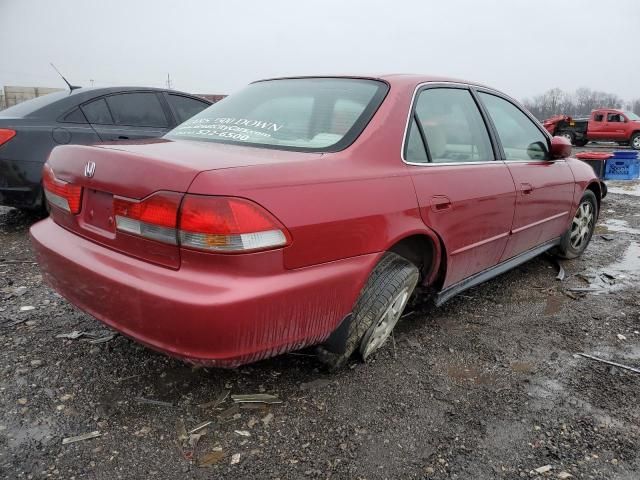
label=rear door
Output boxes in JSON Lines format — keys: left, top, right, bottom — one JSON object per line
{"left": 81, "top": 92, "right": 171, "bottom": 141}
{"left": 476, "top": 91, "right": 575, "bottom": 261}
{"left": 605, "top": 111, "right": 626, "bottom": 141}
{"left": 405, "top": 85, "right": 516, "bottom": 288}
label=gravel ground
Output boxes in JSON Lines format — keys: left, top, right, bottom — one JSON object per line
{"left": 1, "top": 161, "right": 639, "bottom": 479}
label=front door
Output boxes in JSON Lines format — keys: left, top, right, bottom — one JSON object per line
{"left": 476, "top": 91, "right": 575, "bottom": 261}
{"left": 405, "top": 86, "right": 516, "bottom": 288}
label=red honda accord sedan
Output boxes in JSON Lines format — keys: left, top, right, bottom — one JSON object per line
{"left": 31, "top": 75, "right": 600, "bottom": 369}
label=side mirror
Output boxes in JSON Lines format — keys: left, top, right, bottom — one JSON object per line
{"left": 550, "top": 136, "right": 572, "bottom": 160}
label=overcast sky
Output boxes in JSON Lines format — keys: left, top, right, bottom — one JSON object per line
{"left": 1, "top": 0, "right": 638, "bottom": 101}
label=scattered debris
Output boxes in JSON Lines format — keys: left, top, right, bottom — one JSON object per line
{"left": 300, "top": 378, "right": 331, "bottom": 392}
{"left": 231, "top": 453, "right": 241, "bottom": 465}
{"left": 218, "top": 404, "right": 240, "bottom": 421}
{"left": 234, "top": 430, "right": 251, "bottom": 437}
{"left": 198, "top": 450, "right": 224, "bottom": 467}
{"left": 562, "top": 290, "right": 578, "bottom": 300}
{"left": 5, "top": 317, "right": 28, "bottom": 327}
{"left": 600, "top": 235, "right": 614, "bottom": 241}
{"left": 617, "top": 333, "right": 627, "bottom": 341}
{"left": 199, "top": 390, "right": 230, "bottom": 409}
{"left": 532, "top": 464, "right": 552, "bottom": 474}
{"left": 19, "top": 306, "right": 35, "bottom": 312}
{"left": 188, "top": 430, "right": 207, "bottom": 448}
{"left": 62, "top": 431, "right": 102, "bottom": 445}
{"left": 231, "top": 394, "right": 282, "bottom": 404}
{"left": 188, "top": 420, "right": 213, "bottom": 435}
{"left": 557, "top": 472, "right": 573, "bottom": 479}
{"left": 135, "top": 397, "right": 174, "bottom": 407}
{"left": 577, "top": 353, "right": 640, "bottom": 374}
{"left": 55, "top": 330, "right": 118, "bottom": 344}
{"left": 261, "top": 413, "right": 274, "bottom": 427}
{"left": 555, "top": 261, "right": 566, "bottom": 281}
{"left": 240, "top": 403, "right": 268, "bottom": 410}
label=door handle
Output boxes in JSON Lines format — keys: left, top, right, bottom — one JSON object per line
{"left": 118, "top": 135, "right": 129, "bottom": 140}
{"left": 520, "top": 183, "right": 533, "bottom": 195}
{"left": 430, "top": 195, "right": 452, "bottom": 212}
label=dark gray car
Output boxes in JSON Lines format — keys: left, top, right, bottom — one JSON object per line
{"left": 0, "top": 87, "right": 211, "bottom": 210}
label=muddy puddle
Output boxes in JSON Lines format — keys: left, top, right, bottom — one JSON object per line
{"left": 595, "top": 218, "right": 640, "bottom": 236}
{"left": 572, "top": 242, "right": 640, "bottom": 294}
{"left": 607, "top": 180, "right": 640, "bottom": 197}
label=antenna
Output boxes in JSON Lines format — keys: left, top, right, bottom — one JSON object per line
{"left": 50, "top": 63, "right": 81, "bottom": 91}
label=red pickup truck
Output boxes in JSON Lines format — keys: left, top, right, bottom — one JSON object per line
{"left": 543, "top": 109, "right": 640, "bottom": 150}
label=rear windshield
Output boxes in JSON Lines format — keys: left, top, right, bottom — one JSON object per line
{"left": 165, "top": 78, "right": 388, "bottom": 152}
{"left": 0, "top": 91, "right": 71, "bottom": 118}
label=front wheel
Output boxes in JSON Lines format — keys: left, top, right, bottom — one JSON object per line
{"left": 555, "top": 190, "right": 598, "bottom": 259}
{"left": 631, "top": 133, "right": 640, "bottom": 150}
{"left": 317, "top": 252, "right": 419, "bottom": 370}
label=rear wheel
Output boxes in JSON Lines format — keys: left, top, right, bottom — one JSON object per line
{"left": 560, "top": 131, "right": 575, "bottom": 145}
{"left": 555, "top": 190, "right": 597, "bottom": 259}
{"left": 317, "top": 252, "right": 419, "bottom": 370}
{"left": 574, "top": 139, "right": 588, "bottom": 147}
{"left": 631, "top": 133, "right": 640, "bottom": 150}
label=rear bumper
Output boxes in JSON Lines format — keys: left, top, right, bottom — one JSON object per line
{"left": 30, "top": 218, "right": 377, "bottom": 367}
{"left": 0, "top": 157, "right": 43, "bottom": 209}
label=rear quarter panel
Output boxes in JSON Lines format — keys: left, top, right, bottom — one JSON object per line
{"left": 186, "top": 80, "right": 434, "bottom": 271}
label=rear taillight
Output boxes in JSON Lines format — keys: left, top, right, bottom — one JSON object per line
{"left": 42, "top": 164, "right": 83, "bottom": 214}
{"left": 0, "top": 129, "right": 16, "bottom": 146}
{"left": 179, "top": 195, "right": 289, "bottom": 252}
{"left": 113, "top": 193, "right": 289, "bottom": 253}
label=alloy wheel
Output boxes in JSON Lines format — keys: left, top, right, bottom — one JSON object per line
{"left": 570, "top": 201, "right": 594, "bottom": 250}
{"left": 360, "top": 287, "right": 410, "bottom": 360}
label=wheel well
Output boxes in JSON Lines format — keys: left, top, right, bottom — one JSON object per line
{"left": 586, "top": 182, "right": 601, "bottom": 211}
{"left": 388, "top": 234, "right": 439, "bottom": 285}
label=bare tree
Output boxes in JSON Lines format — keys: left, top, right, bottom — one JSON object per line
{"left": 523, "top": 87, "right": 626, "bottom": 120}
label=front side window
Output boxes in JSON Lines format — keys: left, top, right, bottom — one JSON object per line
{"left": 165, "top": 78, "right": 388, "bottom": 152}
{"left": 594, "top": 114, "right": 604, "bottom": 122}
{"left": 407, "top": 88, "right": 493, "bottom": 163}
{"left": 106, "top": 93, "right": 169, "bottom": 127}
{"left": 478, "top": 92, "right": 549, "bottom": 161}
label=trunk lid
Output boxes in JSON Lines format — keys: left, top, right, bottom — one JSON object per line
{"left": 46, "top": 138, "right": 317, "bottom": 268}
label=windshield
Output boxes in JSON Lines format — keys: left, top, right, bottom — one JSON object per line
{"left": 0, "top": 91, "right": 70, "bottom": 118}
{"left": 165, "top": 78, "right": 388, "bottom": 152}
{"left": 625, "top": 111, "right": 640, "bottom": 121}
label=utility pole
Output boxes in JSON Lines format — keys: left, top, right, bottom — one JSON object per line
{"left": 166, "top": 73, "right": 172, "bottom": 90}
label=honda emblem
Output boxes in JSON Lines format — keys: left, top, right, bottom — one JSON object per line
{"left": 84, "top": 161, "right": 96, "bottom": 178}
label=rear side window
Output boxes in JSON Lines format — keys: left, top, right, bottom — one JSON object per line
{"left": 62, "top": 107, "right": 87, "bottom": 124}
{"left": 478, "top": 92, "right": 549, "bottom": 161}
{"left": 81, "top": 98, "right": 113, "bottom": 125}
{"left": 408, "top": 88, "right": 493, "bottom": 163}
{"left": 607, "top": 113, "right": 623, "bottom": 122}
{"left": 106, "top": 93, "right": 169, "bottom": 127}
{"left": 405, "top": 118, "right": 428, "bottom": 163}
{"left": 166, "top": 78, "right": 388, "bottom": 152}
{"left": 168, "top": 95, "right": 210, "bottom": 123}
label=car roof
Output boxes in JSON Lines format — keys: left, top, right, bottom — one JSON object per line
{"left": 254, "top": 73, "right": 490, "bottom": 90}
{"left": 0, "top": 86, "right": 210, "bottom": 119}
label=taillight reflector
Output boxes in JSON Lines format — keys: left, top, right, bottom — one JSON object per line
{"left": 0, "top": 129, "right": 16, "bottom": 146}
{"left": 113, "top": 193, "right": 289, "bottom": 253}
{"left": 42, "top": 164, "right": 83, "bottom": 214}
